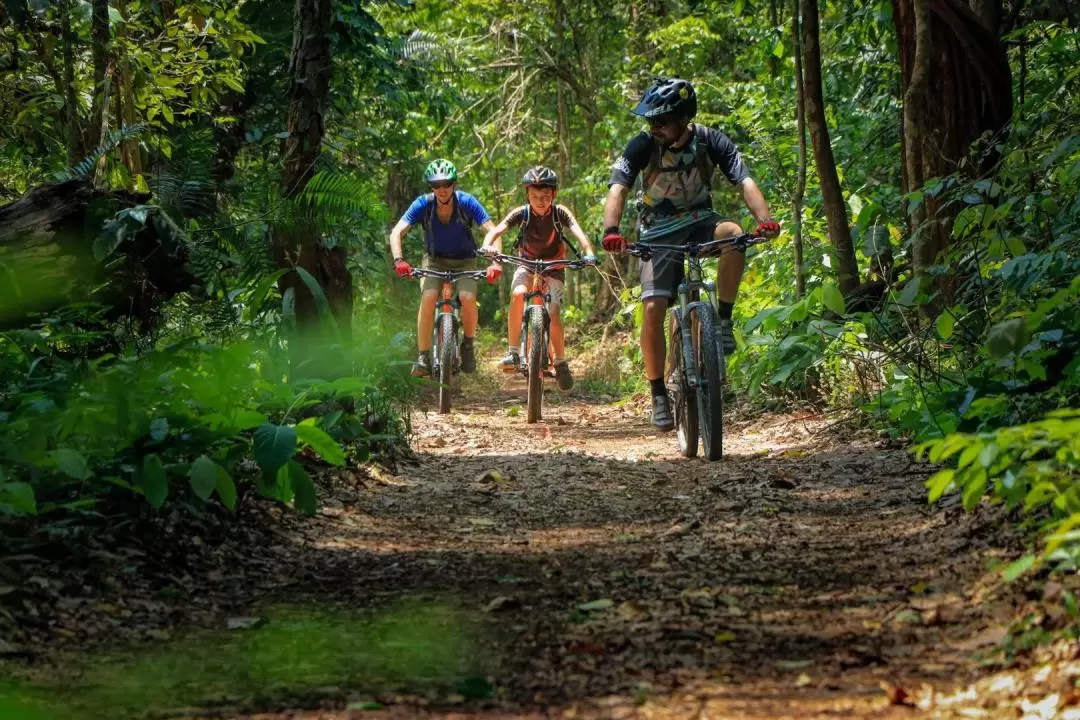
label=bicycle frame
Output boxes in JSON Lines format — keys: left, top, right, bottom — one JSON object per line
{"left": 409, "top": 268, "right": 486, "bottom": 374}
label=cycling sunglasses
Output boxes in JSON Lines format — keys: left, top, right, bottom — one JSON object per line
{"left": 429, "top": 181, "right": 455, "bottom": 190}
{"left": 646, "top": 114, "right": 680, "bottom": 129}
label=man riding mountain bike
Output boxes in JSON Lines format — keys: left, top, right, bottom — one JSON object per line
{"left": 481, "top": 166, "right": 597, "bottom": 391}
{"left": 388, "top": 159, "right": 496, "bottom": 377}
{"left": 601, "top": 77, "right": 780, "bottom": 431}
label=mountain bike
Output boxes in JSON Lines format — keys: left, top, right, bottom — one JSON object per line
{"left": 409, "top": 267, "right": 487, "bottom": 414}
{"left": 485, "top": 252, "right": 594, "bottom": 423}
{"left": 628, "top": 231, "right": 770, "bottom": 460}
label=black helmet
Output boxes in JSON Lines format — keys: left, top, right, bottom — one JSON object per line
{"left": 521, "top": 166, "right": 559, "bottom": 189}
{"left": 632, "top": 77, "right": 697, "bottom": 119}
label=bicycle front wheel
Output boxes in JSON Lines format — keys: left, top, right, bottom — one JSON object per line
{"left": 692, "top": 308, "right": 724, "bottom": 460}
{"left": 437, "top": 314, "right": 455, "bottom": 414}
{"left": 670, "top": 324, "right": 699, "bottom": 458}
{"left": 525, "top": 308, "right": 545, "bottom": 423}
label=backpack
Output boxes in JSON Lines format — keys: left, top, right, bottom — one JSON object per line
{"left": 641, "top": 124, "right": 715, "bottom": 195}
{"left": 512, "top": 204, "right": 581, "bottom": 258}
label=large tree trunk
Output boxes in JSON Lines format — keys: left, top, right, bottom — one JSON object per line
{"left": 271, "top": 0, "right": 352, "bottom": 338}
{"left": 59, "top": 0, "right": 81, "bottom": 165}
{"left": 791, "top": 0, "right": 807, "bottom": 299}
{"left": 800, "top": 0, "right": 859, "bottom": 294}
{"left": 893, "top": 0, "right": 1012, "bottom": 288}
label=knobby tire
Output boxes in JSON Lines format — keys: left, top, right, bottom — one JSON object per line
{"left": 671, "top": 324, "right": 699, "bottom": 458}
{"left": 438, "top": 314, "right": 455, "bottom": 414}
{"left": 693, "top": 308, "right": 724, "bottom": 460}
{"left": 526, "top": 309, "right": 545, "bottom": 424}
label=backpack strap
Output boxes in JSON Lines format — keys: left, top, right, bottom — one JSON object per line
{"left": 554, "top": 205, "right": 581, "bottom": 258}
{"left": 512, "top": 204, "right": 529, "bottom": 254}
{"left": 643, "top": 141, "right": 663, "bottom": 189}
{"left": 694, "top": 124, "right": 714, "bottom": 191}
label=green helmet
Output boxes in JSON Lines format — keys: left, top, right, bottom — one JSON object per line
{"left": 424, "top": 159, "right": 457, "bottom": 184}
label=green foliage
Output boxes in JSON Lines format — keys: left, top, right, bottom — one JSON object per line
{"left": 917, "top": 410, "right": 1080, "bottom": 576}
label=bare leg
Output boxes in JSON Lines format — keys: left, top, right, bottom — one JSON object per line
{"left": 417, "top": 290, "right": 437, "bottom": 351}
{"left": 507, "top": 286, "right": 526, "bottom": 346}
{"left": 459, "top": 291, "right": 478, "bottom": 337}
{"left": 714, "top": 221, "right": 746, "bottom": 303}
{"left": 641, "top": 297, "right": 668, "bottom": 380}
{"left": 550, "top": 305, "right": 565, "bottom": 360}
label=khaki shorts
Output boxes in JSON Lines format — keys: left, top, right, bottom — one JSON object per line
{"left": 511, "top": 267, "right": 564, "bottom": 306}
{"left": 421, "top": 255, "right": 479, "bottom": 295}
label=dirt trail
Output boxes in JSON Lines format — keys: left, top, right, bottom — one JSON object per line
{"left": 247, "top": 363, "right": 1045, "bottom": 719}
{"left": 6, "top": 360, "right": 1068, "bottom": 719}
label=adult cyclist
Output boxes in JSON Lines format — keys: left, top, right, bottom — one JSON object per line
{"left": 480, "top": 166, "right": 597, "bottom": 390}
{"left": 600, "top": 78, "right": 780, "bottom": 431}
{"left": 389, "top": 159, "right": 497, "bottom": 377}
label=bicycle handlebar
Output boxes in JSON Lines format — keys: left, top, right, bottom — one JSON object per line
{"left": 408, "top": 268, "right": 488, "bottom": 282}
{"left": 626, "top": 231, "right": 772, "bottom": 259}
{"left": 484, "top": 252, "right": 596, "bottom": 273}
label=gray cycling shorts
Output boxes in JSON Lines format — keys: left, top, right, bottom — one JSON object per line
{"left": 640, "top": 218, "right": 743, "bottom": 300}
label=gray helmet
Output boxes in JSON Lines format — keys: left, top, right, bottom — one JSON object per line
{"left": 632, "top": 77, "right": 697, "bottom": 119}
{"left": 521, "top": 166, "right": 559, "bottom": 189}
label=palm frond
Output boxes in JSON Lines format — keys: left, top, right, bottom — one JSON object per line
{"left": 54, "top": 125, "right": 145, "bottom": 182}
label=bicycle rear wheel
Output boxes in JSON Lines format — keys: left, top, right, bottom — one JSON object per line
{"left": 437, "top": 314, "right": 455, "bottom": 414}
{"left": 692, "top": 307, "right": 724, "bottom": 460}
{"left": 525, "top": 308, "right": 545, "bottom": 423}
{"left": 670, "top": 323, "right": 699, "bottom": 458}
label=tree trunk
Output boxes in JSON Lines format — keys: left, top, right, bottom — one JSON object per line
{"left": 271, "top": 0, "right": 351, "bottom": 339}
{"left": 113, "top": 0, "right": 142, "bottom": 181}
{"left": 791, "top": 0, "right": 807, "bottom": 299}
{"left": 892, "top": 0, "right": 1012, "bottom": 287}
{"left": 800, "top": 0, "right": 859, "bottom": 294}
{"left": 89, "top": 0, "right": 110, "bottom": 161}
{"left": 59, "top": 0, "right": 81, "bottom": 165}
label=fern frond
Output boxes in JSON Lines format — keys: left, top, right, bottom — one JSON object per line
{"left": 392, "top": 29, "right": 467, "bottom": 72}
{"left": 55, "top": 125, "right": 146, "bottom": 182}
{"left": 297, "top": 171, "right": 389, "bottom": 224}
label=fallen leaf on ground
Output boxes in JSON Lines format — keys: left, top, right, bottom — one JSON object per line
{"left": 226, "top": 616, "right": 265, "bottom": 631}
{"left": 578, "top": 598, "right": 614, "bottom": 611}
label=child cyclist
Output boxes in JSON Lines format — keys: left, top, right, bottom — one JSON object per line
{"left": 480, "top": 166, "right": 597, "bottom": 391}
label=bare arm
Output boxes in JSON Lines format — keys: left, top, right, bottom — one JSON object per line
{"left": 738, "top": 178, "right": 772, "bottom": 224}
{"left": 602, "top": 184, "right": 631, "bottom": 231}
{"left": 388, "top": 219, "right": 412, "bottom": 260}
{"left": 481, "top": 219, "right": 510, "bottom": 253}
{"left": 561, "top": 209, "right": 596, "bottom": 256}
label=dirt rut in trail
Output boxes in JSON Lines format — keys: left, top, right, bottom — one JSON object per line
{"left": 249, "top": 366, "right": 1049, "bottom": 719}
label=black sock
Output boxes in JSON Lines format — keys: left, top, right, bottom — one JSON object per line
{"left": 649, "top": 377, "right": 665, "bottom": 397}
{"left": 718, "top": 301, "right": 735, "bottom": 320}
{"left": 462, "top": 335, "right": 473, "bottom": 344}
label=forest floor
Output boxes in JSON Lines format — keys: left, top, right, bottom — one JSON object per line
{"left": 3, "top": 353, "right": 1079, "bottom": 719}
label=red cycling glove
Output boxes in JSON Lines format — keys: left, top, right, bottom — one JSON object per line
{"left": 756, "top": 219, "right": 781, "bottom": 237}
{"left": 485, "top": 264, "right": 502, "bottom": 284}
{"left": 393, "top": 259, "right": 412, "bottom": 277}
{"left": 602, "top": 232, "right": 627, "bottom": 253}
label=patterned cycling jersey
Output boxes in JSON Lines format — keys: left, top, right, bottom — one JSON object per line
{"left": 609, "top": 125, "right": 750, "bottom": 241}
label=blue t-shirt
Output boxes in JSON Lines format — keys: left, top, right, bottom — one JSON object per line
{"left": 401, "top": 190, "right": 491, "bottom": 259}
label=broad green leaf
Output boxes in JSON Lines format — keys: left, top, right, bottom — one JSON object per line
{"left": 141, "top": 454, "right": 168, "bottom": 509}
{"left": 232, "top": 409, "right": 268, "bottom": 431}
{"left": 188, "top": 455, "right": 219, "bottom": 501}
{"left": 93, "top": 224, "right": 126, "bottom": 262}
{"left": 1, "top": 482, "right": 37, "bottom": 515}
{"left": 54, "top": 448, "right": 91, "bottom": 480}
{"left": 295, "top": 424, "right": 345, "bottom": 466}
{"left": 986, "top": 317, "right": 1028, "bottom": 360}
{"left": 253, "top": 423, "right": 297, "bottom": 475}
{"left": 149, "top": 417, "right": 169, "bottom": 443}
{"left": 286, "top": 460, "right": 317, "bottom": 515}
{"left": 822, "top": 284, "right": 845, "bottom": 315}
{"left": 936, "top": 312, "right": 955, "bottom": 340}
{"left": 215, "top": 467, "right": 237, "bottom": 512}
{"left": 961, "top": 475, "right": 987, "bottom": 511}
{"left": 926, "top": 469, "right": 955, "bottom": 503}
{"left": 1001, "top": 554, "right": 1035, "bottom": 582}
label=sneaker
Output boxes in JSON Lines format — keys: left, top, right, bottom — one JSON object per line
{"left": 410, "top": 351, "right": 431, "bottom": 377}
{"left": 651, "top": 393, "right": 675, "bottom": 432}
{"left": 500, "top": 349, "right": 520, "bottom": 372}
{"left": 554, "top": 361, "right": 573, "bottom": 391}
{"left": 460, "top": 337, "right": 476, "bottom": 374}
{"left": 718, "top": 319, "right": 737, "bottom": 356}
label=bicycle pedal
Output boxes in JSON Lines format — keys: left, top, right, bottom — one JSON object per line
{"left": 542, "top": 369, "right": 556, "bottom": 378}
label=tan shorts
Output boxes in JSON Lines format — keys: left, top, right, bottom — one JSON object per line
{"left": 421, "top": 255, "right": 478, "bottom": 295}
{"left": 511, "top": 267, "right": 564, "bottom": 306}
